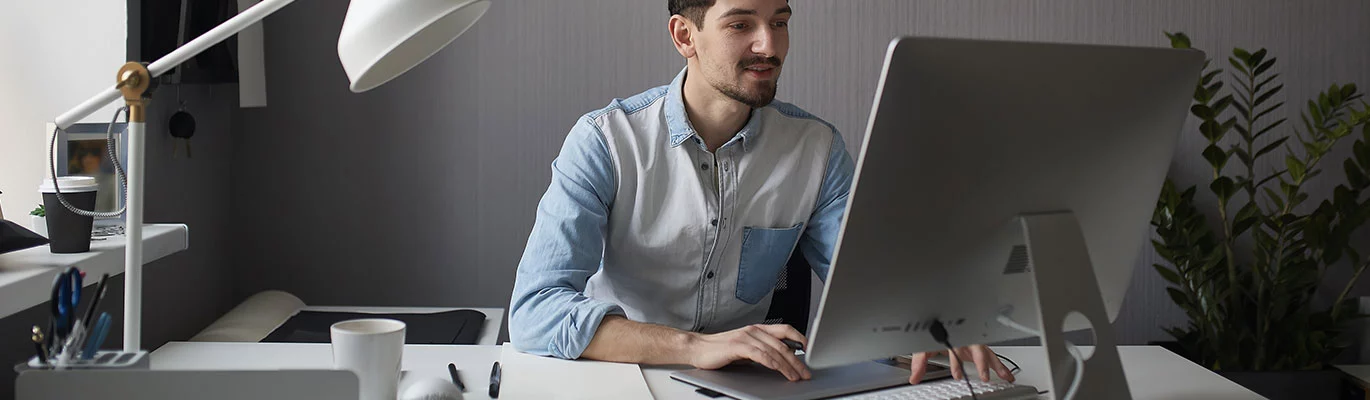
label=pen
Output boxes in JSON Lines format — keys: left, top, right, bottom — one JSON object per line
{"left": 489, "top": 361, "right": 501, "bottom": 399}
{"left": 31, "top": 326, "right": 47, "bottom": 365}
{"left": 82, "top": 274, "right": 110, "bottom": 329}
{"left": 447, "top": 362, "right": 467, "bottom": 392}
{"left": 81, "top": 313, "right": 111, "bottom": 360}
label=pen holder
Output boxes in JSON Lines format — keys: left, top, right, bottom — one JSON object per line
{"left": 16, "top": 350, "right": 149, "bottom": 372}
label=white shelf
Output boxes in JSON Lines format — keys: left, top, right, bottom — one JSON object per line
{"left": 0, "top": 223, "right": 189, "bottom": 319}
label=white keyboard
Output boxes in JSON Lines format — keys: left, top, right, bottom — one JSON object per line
{"left": 833, "top": 379, "right": 1039, "bottom": 400}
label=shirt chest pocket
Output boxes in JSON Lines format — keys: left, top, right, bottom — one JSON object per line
{"left": 736, "top": 223, "right": 805, "bottom": 304}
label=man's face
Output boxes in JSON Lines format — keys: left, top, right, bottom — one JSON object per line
{"left": 689, "top": 0, "right": 791, "bottom": 108}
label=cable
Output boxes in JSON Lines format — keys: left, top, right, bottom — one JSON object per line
{"left": 995, "top": 315, "right": 1084, "bottom": 400}
{"left": 47, "top": 107, "right": 129, "bottom": 218}
{"left": 929, "top": 320, "right": 978, "bottom": 400}
{"left": 995, "top": 353, "right": 1021, "bottom": 375}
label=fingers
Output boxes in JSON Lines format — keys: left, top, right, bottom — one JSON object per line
{"left": 907, "top": 352, "right": 933, "bottom": 384}
{"left": 744, "top": 327, "right": 812, "bottom": 380}
{"left": 970, "top": 346, "right": 992, "bottom": 382}
{"left": 986, "top": 348, "right": 1015, "bottom": 382}
{"left": 741, "top": 344, "right": 800, "bottom": 381}
{"left": 756, "top": 324, "right": 808, "bottom": 346}
{"left": 948, "top": 349, "right": 963, "bottom": 381}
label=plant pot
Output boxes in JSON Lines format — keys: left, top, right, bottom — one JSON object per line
{"left": 1217, "top": 369, "right": 1346, "bottom": 400}
{"left": 31, "top": 215, "right": 47, "bottom": 238}
{"left": 1150, "top": 341, "right": 1351, "bottom": 399}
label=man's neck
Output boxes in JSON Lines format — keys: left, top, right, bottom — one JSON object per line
{"left": 682, "top": 68, "right": 751, "bottom": 152}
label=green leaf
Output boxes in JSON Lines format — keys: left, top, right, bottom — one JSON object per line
{"left": 1167, "top": 287, "right": 1193, "bottom": 309}
{"left": 1211, "top": 176, "right": 1237, "bottom": 203}
{"left": 1255, "top": 102, "right": 1286, "bottom": 123}
{"left": 1166, "top": 32, "right": 1193, "bottom": 49}
{"left": 1254, "top": 57, "right": 1276, "bottom": 76}
{"left": 1234, "top": 202, "right": 1263, "bottom": 236}
{"left": 1254, "top": 118, "right": 1287, "bottom": 139}
{"left": 1229, "top": 57, "right": 1250, "bottom": 75}
{"left": 1254, "top": 137, "right": 1290, "bottom": 161}
{"left": 1202, "top": 69, "right": 1222, "bottom": 85}
{"left": 1201, "top": 120, "right": 1226, "bottom": 142}
{"left": 1348, "top": 159, "right": 1369, "bottom": 188}
{"left": 1248, "top": 49, "right": 1268, "bottom": 69}
{"left": 1234, "top": 124, "right": 1252, "bottom": 143}
{"left": 1342, "top": 84, "right": 1359, "bottom": 101}
{"left": 1233, "top": 48, "right": 1252, "bottom": 62}
{"left": 1204, "top": 145, "right": 1230, "bottom": 171}
{"left": 1256, "top": 73, "right": 1280, "bottom": 92}
{"left": 1255, "top": 85, "right": 1283, "bottom": 107}
{"left": 1213, "top": 95, "right": 1235, "bottom": 115}
{"left": 1234, "top": 102, "right": 1251, "bottom": 121}
{"left": 1286, "top": 157, "right": 1307, "bottom": 182}
{"left": 1156, "top": 265, "right": 1185, "bottom": 286}
{"left": 1192, "top": 104, "right": 1217, "bottom": 120}
{"left": 1207, "top": 81, "right": 1226, "bottom": 99}
{"left": 1264, "top": 187, "right": 1286, "bottom": 210}
{"left": 1234, "top": 147, "right": 1253, "bottom": 168}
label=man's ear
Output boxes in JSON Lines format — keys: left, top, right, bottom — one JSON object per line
{"left": 669, "top": 15, "right": 697, "bottom": 59}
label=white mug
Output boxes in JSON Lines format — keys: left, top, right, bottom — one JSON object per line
{"left": 332, "top": 319, "right": 406, "bottom": 400}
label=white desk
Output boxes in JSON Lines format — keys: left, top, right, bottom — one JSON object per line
{"left": 150, "top": 343, "right": 1260, "bottom": 399}
{"left": 298, "top": 306, "right": 504, "bottom": 346}
{"left": 1338, "top": 365, "right": 1370, "bottom": 399}
{"left": 0, "top": 224, "right": 189, "bottom": 318}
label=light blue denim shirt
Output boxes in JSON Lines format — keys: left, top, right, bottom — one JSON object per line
{"left": 509, "top": 68, "right": 855, "bottom": 359}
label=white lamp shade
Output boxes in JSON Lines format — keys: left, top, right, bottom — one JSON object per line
{"left": 338, "top": 0, "right": 490, "bottom": 93}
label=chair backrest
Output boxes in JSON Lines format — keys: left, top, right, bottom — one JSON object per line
{"left": 763, "top": 251, "right": 812, "bottom": 334}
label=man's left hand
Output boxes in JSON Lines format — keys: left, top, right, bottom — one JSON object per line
{"left": 907, "top": 344, "right": 1014, "bottom": 385}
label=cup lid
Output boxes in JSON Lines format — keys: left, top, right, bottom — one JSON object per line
{"left": 39, "top": 176, "right": 99, "bottom": 193}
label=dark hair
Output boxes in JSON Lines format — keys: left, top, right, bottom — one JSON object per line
{"left": 669, "top": 0, "right": 713, "bottom": 28}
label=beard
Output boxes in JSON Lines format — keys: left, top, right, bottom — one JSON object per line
{"left": 708, "top": 56, "right": 781, "bottom": 108}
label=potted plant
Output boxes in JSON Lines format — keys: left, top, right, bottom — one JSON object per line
{"left": 30, "top": 205, "right": 47, "bottom": 238}
{"left": 1151, "top": 32, "right": 1370, "bottom": 399}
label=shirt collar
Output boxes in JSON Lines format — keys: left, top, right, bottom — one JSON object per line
{"left": 664, "top": 68, "right": 764, "bottom": 152}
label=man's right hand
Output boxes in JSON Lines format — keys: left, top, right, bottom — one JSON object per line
{"left": 686, "top": 324, "right": 813, "bottom": 381}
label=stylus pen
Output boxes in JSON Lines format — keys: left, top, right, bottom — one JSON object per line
{"left": 448, "top": 362, "right": 467, "bottom": 392}
{"left": 489, "top": 361, "right": 502, "bottom": 398}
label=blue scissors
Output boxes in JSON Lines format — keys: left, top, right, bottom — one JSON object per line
{"left": 49, "top": 267, "right": 82, "bottom": 346}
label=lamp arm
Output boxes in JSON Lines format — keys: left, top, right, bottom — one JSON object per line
{"left": 54, "top": 0, "right": 295, "bottom": 129}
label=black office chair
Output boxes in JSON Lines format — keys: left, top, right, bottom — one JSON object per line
{"left": 763, "top": 251, "right": 813, "bottom": 334}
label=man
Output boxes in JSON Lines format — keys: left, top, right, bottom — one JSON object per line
{"left": 509, "top": 0, "right": 1014, "bottom": 384}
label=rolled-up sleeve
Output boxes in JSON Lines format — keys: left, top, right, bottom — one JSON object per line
{"left": 796, "top": 129, "right": 855, "bottom": 282}
{"left": 508, "top": 116, "right": 624, "bottom": 359}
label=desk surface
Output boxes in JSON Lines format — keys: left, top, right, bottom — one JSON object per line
{"left": 151, "top": 343, "right": 1259, "bottom": 399}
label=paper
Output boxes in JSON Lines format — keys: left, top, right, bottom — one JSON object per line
{"left": 499, "top": 344, "right": 655, "bottom": 400}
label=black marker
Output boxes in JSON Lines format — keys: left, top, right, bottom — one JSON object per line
{"left": 447, "top": 362, "right": 466, "bottom": 392}
{"left": 489, "top": 361, "right": 501, "bottom": 398}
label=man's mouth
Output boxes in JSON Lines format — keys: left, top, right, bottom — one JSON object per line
{"left": 743, "top": 63, "right": 779, "bottom": 79}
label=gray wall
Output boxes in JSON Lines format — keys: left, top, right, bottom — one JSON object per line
{"left": 232, "top": 0, "right": 1370, "bottom": 346}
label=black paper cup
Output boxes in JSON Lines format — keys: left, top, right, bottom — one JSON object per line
{"left": 40, "top": 177, "right": 99, "bottom": 253}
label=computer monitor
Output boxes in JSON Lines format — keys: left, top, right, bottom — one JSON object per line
{"left": 804, "top": 36, "right": 1203, "bottom": 370}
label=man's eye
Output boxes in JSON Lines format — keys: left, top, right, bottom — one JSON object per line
{"left": 774, "top": 21, "right": 788, "bottom": 28}
{"left": 729, "top": 23, "right": 747, "bottom": 30}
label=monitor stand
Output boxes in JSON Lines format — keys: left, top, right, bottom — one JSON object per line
{"left": 1017, "top": 211, "right": 1131, "bottom": 399}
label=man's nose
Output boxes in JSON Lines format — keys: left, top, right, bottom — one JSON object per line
{"left": 751, "top": 29, "right": 777, "bottom": 58}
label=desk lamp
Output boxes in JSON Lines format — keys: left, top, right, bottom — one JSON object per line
{"left": 48, "top": 0, "right": 490, "bottom": 352}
